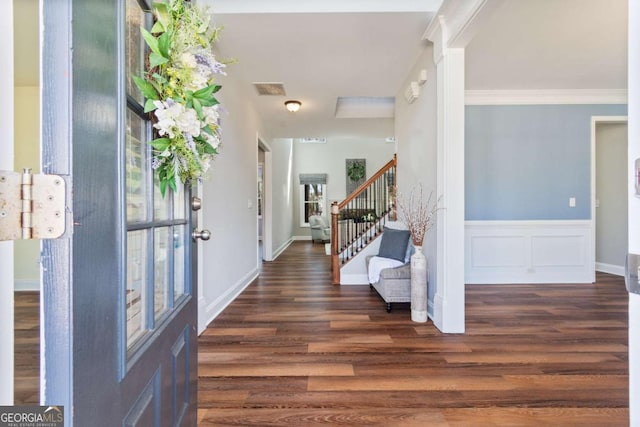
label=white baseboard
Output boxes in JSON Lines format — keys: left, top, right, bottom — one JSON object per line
{"left": 198, "top": 268, "right": 259, "bottom": 335}
{"left": 433, "top": 293, "right": 444, "bottom": 330}
{"left": 272, "top": 238, "right": 293, "bottom": 260}
{"left": 596, "top": 262, "right": 624, "bottom": 277}
{"left": 465, "top": 220, "right": 593, "bottom": 284}
{"left": 292, "top": 235, "right": 312, "bottom": 241}
{"left": 14, "top": 279, "right": 39, "bottom": 291}
{"left": 340, "top": 273, "right": 369, "bottom": 285}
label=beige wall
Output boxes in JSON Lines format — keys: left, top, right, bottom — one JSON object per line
{"left": 14, "top": 86, "right": 40, "bottom": 289}
{"left": 13, "top": 0, "right": 40, "bottom": 290}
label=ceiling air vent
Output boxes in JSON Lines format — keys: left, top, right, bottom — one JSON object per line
{"left": 253, "top": 82, "right": 286, "bottom": 96}
{"left": 299, "top": 138, "right": 327, "bottom": 144}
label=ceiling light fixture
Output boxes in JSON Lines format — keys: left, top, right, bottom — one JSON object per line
{"left": 284, "top": 100, "right": 302, "bottom": 112}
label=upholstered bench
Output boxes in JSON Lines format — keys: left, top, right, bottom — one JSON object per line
{"left": 366, "top": 226, "right": 413, "bottom": 312}
{"left": 366, "top": 256, "right": 411, "bottom": 312}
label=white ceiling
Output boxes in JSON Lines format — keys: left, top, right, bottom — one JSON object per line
{"left": 466, "top": 0, "right": 627, "bottom": 90}
{"left": 12, "top": 0, "right": 628, "bottom": 139}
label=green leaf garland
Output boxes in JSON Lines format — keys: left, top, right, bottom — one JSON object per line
{"left": 133, "top": 0, "right": 228, "bottom": 197}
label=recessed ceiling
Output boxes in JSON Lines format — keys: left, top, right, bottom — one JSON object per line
{"left": 206, "top": 7, "right": 437, "bottom": 138}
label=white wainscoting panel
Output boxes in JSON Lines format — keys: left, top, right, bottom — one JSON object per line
{"left": 465, "top": 220, "right": 593, "bottom": 284}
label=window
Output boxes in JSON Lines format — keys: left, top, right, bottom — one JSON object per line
{"left": 298, "top": 174, "right": 327, "bottom": 227}
{"left": 124, "top": 0, "right": 189, "bottom": 356}
{"left": 300, "top": 183, "right": 326, "bottom": 226}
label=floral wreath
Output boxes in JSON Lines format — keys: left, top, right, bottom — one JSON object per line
{"left": 347, "top": 161, "right": 365, "bottom": 182}
{"left": 133, "top": 0, "right": 227, "bottom": 196}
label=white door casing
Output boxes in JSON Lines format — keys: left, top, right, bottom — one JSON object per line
{"left": 0, "top": 0, "right": 15, "bottom": 405}
{"left": 628, "top": 1, "right": 639, "bottom": 425}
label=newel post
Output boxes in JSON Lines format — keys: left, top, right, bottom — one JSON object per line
{"left": 330, "top": 201, "right": 340, "bottom": 285}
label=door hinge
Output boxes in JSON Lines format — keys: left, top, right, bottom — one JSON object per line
{"left": 0, "top": 169, "right": 67, "bottom": 241}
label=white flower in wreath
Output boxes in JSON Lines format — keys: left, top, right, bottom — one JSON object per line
{"left": 153, "top": 100, "right": 181, "bottom": 138}
{"left": 201, "top": 155, "right": 212, "bottom": 173}
{"left": 202, "top": 105, "right": 220, "bottom": 127}
{"left": 174, "top": 107, "right": 201, "bottom": 137}
{"left": 179, "top": 52, "right": 198, "bottom": 69}
{"left": 186, "top": 69, "right": 209, "bottom": 92}
{"left": 203, "top": 130, "right": 221, "bottom": 150}
{"left": 153, "top": 99, "right": 201, "bottom": 138}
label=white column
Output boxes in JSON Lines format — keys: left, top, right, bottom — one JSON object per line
{"left": 628, "top": 1, "right": 640, "bottom": 423}
{"left": 433, "top": 46, "right": 465, "bottom": 333}
{"left": 423, "top": 0, "right": 502, "bottom": 334}
{"left": 0, "top": 0, "right": 15, "bottom": 405}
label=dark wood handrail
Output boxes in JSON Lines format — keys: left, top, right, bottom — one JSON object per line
{"left": 338, "top": 156, "right": 396, "bottom": 209}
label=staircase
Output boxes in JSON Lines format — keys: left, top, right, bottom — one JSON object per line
{"left": 331, "top": 155, "right": 397, "bottom": 284}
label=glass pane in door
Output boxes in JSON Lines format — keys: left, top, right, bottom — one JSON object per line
{"left": 173, "top": 184, "right": 186, "bottom": 220}
{"left": 154, "top": 227, "right": 170, "bottom": 319}
{"left": 126, "top": 109, "right": 148, "bottom": 222}
{"left": 126, "top": 230, "right": 148, "bottom": 348}
{"left": 154, "top": 180, "right": 171, "bottom": 221}
{"left": 125, "top": 0, "right": 146, "bottom": 105}
{"left": 173, "top": 225, "right": 186, "bottom": 300}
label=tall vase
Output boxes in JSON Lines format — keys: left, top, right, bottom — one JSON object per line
{"left": 410, "top": 246, "right": 427, "bottom": 323}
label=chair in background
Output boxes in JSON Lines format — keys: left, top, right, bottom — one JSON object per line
{"left": 309, "top": 215, "right": 330, "bottom": 243}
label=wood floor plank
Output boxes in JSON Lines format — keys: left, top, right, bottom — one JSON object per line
{"left": 443, "top": 351, "right": 623, "bottom": 364}
{"left": 199, "top": 363, "right": 355, "bottom": 377}
{"left": 200, "top": 327, "right": 277, "bottom": 336}
{"left": 441, "top": 407, "right": 628, "bottom": 426}
{"left": 14, "top": 290, "right": 39, "bottom": 405}
{"left": 198, "top": 408, "right": 449, "bottom": 427}
{"left": 307, "top": 375, "right": 516, "bottom": 392}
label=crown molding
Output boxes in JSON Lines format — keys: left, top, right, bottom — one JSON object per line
{"left": 465, "top": 89, "right": 628, "bottom": 105}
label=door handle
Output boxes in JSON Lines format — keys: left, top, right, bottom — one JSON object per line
{"left": 192, "top": 229, "right": 211, "bottom": 241}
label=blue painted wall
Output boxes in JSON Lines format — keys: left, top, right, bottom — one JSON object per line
{"left": 465, "top": 104, "right": 627, "bottom": 220}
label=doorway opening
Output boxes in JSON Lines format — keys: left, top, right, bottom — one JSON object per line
{"left": 258, "top": 137, "right": 273, "bottom": 262}
{"left": 591, "top": 116, "right": 628, "bottom": 278}
{"left": 258, "top": 147, "right": 265, "bottom": 263}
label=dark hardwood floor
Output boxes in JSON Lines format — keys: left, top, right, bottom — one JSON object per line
{"left": 198, "top": 242, "right": 629, "bottom": 426}
{"left": 14, "top": 242, "right": 629, "bottom": 425}
{"left": 14, "top": 290, "right": 39, "bottom": 405}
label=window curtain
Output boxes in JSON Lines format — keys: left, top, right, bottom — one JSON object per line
{"left": 299, "top": 174, "right": 327, "bottom": 185}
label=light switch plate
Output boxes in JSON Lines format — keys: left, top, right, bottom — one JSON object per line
{"left": 569, "top": 197, "right": 576, "bottom": 207}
